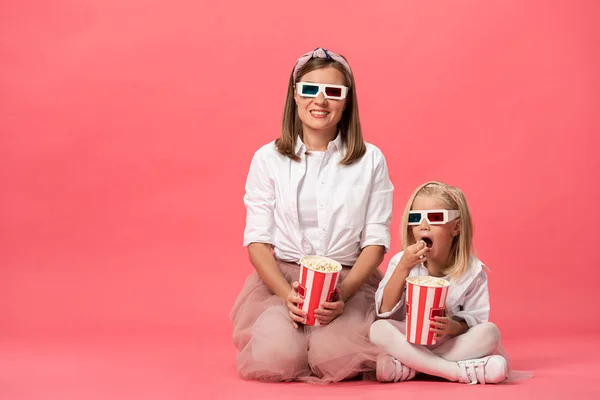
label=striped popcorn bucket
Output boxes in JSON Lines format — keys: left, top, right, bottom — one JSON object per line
{"left": 298, "top": 256, "right": 342, "bottom": 326}
{"left": 405, "top": 276, "right": 451, "bottom": 345}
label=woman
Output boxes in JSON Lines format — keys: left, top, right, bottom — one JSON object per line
{"left": 231, "top": 47, "right": 394, "bottom": 383}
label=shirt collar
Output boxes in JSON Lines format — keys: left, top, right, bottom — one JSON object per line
{"left": 294, "top": 136, "right": 306, "bottom": 156}
{"left": 330, "top": 132, "right": 344, "bottom": 153}
{"left": 294, "top": 132, "right": 345, "bottom": 156}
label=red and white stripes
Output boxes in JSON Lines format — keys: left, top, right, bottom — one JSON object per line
{"left": 406, "top": 279, "right": 450, "bottom": 345}
{"left": 298, "top": 265, "right": 340, "bottom": 326}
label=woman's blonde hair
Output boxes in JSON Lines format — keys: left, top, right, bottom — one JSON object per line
{"left": 401, "top": 181, "right": 474, "bottom": 279}
{"left": 275, "top": 56, "right": 366, "bottom": 165}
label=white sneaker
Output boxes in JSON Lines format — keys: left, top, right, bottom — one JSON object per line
{"left": 457, "top": 355, "right": 508, "bottom": 385}
{"left": 376, "top": 354, "right": 416, "bottom": 383}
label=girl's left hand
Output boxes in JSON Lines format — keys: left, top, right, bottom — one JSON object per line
{"left": 430, "top": 316, "right": 460, "bottom": 340}
{"left": 313, "top": 289, "right": 345, "bottom": 325}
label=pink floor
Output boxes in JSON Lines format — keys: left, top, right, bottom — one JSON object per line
{"left": 1, "top": 330, "right": 598, "bottom": 399}
{"left": 1, "top": 246, "right": 598, "bottom": 399}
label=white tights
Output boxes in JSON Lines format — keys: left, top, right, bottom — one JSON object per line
{"left": 369, "top": 320, "right": 501, "bottom": 381}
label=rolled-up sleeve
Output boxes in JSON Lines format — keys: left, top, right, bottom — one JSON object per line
{"left": 243, "top": 148, "right": 275, "bottom": 247}
{"left": 375, "top": 253, "right": 406, "bottom": 319}
{"left": 453, "top": 271, "right": 490, "bottom": 327}
{"left": 360, "top": 149, "right": 394, "bottom": 252}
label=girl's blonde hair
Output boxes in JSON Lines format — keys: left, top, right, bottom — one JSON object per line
{"left": 275, "top": 56, "right": 366, "bottom": 165}
{"left": 401, "top": 181, "right": 474, "bottom": 279}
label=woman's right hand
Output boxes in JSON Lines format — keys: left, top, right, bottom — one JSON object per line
{"left": 286, "top": 281, "right": 307, "bottom": 328}
{"left": 398, "top": 240, "right": 430, "bottom": 272}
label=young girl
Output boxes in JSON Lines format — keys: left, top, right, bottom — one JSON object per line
{"left": 370, "top": 181, "right": 509, "bottom": 384}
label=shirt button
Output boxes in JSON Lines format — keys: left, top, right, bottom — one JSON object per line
{"left": 319, "top": 204, "right": 324, "bottom": 208}
{"left": 320, "top": 181, "right": 325, "bottom": 185}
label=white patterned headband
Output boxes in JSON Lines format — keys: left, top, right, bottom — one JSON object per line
{"left": 293, "top": 47, "right": 352, "bottom": 81}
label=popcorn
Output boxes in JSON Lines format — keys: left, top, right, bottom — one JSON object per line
{"left": 406, "top": 276, "right": 448, "bottom": 287}
{"left": 300, "top": 256, "right": 342, "bottom": 273}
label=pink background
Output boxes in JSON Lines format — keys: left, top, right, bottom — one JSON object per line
{"left": 1, "top": 0, "right": 599, "bottom": 398}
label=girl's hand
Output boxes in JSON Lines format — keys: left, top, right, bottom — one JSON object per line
{"left": 430, "top": 316, "right": 462, "bottom": 340}
{"left": 286, "top": 281, "right": 307, "bottom": 328}
{"left": 313, "top": 289, "right": 345, "bottom": 325}
{"left": 398, "top": 241, "right": 430, "bottom": 272}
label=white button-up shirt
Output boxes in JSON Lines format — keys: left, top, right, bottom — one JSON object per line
{"left": 375, "top": 252, "right": 491, "bottom": 327}
{"left": 243, "top": 135, "right": 394, "bottom": 266}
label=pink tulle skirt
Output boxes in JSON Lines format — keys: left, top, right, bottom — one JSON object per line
{"left": 230, "top": 259, "right": 384, "bottom": 383}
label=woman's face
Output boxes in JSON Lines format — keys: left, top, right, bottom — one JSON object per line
{"left": 294, "top": 67, "right": 347, "bottom": 138}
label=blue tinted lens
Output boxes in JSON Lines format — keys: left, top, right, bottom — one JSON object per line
{"left": 408, "top": 212, "right": 421, "bottom": 223}
{"left": 301, "top": 84, "right": 319, "bottom": 95}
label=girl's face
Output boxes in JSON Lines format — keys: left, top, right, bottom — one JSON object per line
{"left": 294, "top": 67, "right": 347, "bottom": 138}
{"left": 410, "top": 195, "right": 460, "bottom": 265}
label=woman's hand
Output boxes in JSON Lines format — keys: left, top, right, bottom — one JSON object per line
{"left": 286, "top": 281, "right": 307, "bottom": 328}
{"left": 313, "top": 289, "right": 345, "bottom": 325}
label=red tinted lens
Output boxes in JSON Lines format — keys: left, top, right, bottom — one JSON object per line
{"left": 324, "top": 86, "right": 342, "bottom": 97}
{"left": 427, "top": 212, "right": 445, "bottom": 222}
